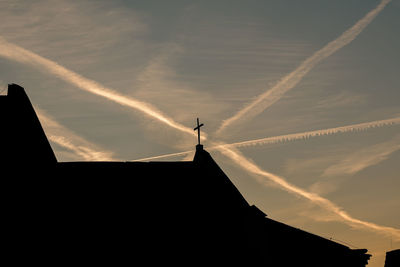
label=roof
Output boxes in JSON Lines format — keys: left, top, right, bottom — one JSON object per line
{"left": 1, "top": 84, "right": 371, "bottom": 266}
{"left": 385, "top": 249, "right": 400, "bottom": 267}
{"left": 0, "top": 83, "right": 56, "bottom": 165}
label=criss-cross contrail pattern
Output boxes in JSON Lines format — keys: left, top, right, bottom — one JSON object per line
{"left": 131, "top": 116, "right": 400, "bottom": 161}
{"left": 131, "top": 117, "right": 400, "bottom": 239}
{"left": 1, "top": 0, "right": 397, "bottom": 241}
{"left": 217, "top": 0, "right": 392, "bottom": 135}
{"left": 0, "top": 37, "right": 202, "bottom": 140}
{"left": 217, "top": 145, "right": 400, "bottom": 240}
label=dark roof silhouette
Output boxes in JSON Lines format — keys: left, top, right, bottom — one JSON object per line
{"left": 0, "top": 84, "right": 56, "bottom": 164}
{"left": 2, "top": 84, "right": 371, "bottom": 266}
{"left": 384, "top": 249, "right": 400, "bottom": 267}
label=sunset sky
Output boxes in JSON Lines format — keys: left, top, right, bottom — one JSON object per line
{"left": 0, "top": 0, "right": 399, "bottom": 266}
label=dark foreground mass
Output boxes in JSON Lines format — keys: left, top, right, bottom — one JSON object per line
{"left": 2, "top": 84, "right": 371, "bottom": 266}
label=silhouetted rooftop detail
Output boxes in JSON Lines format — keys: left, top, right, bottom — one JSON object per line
{"left": 2, "top": 84, "right": 372, "bottom": 266}
{"left": 194, "top": 117, "right": 204, "bottom": 146}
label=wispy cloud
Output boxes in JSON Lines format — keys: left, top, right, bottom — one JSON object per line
{"left": 0, "top": 0, "right": 147, "bottom": 61}
{"left": 131, "top": 43, "right": 227, "bottom": 149}
{"left": 134, "top": 44, "right": 228, "bottom": 123}
{"left": 216, "top": 0, "right": 392, "bottom": 135}
{"left": 315, "top": 91, "right": 367, "bottom": 110}
{"left": 322, "top": 134, "right": 400, "bottom": 177}
{"left": 37, "top": 108, "right": 116, "bottom": 161}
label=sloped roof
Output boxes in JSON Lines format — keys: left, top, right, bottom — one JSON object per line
{"left": 0, "top": 83, "right": 56, "bottom": 165}
{"left": 1, "top": 84, "right": 371, "bottom": 266}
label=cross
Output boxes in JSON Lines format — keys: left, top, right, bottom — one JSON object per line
{"left": 194, "top": 118, "right": 204, "bottom": 145}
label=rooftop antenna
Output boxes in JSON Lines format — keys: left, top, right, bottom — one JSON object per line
{"left": 194, "top": 118, "right": 204, "bottom": 149}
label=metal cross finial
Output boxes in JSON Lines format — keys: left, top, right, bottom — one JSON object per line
{"left": 194, "top": 118, "right": 204, "bottom": 145}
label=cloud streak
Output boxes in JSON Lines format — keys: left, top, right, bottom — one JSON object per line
{"left": 217, "top": 145, "right": 400, "bottom": 240}
{"left": 323, "top": 134, "right": 400, "bottom": 177}
{"left": 131, "top": 116, "right": 400, "bottom": 161}
{"left": 228, "top": 116, "right": 400, "bottom": 148}
{"left": 0, "top": 37, "right": 202, "bottom": 140}
{"left": 133, "top": 44, "right": 228, "bottom": 127}
{"left": 217, "top": 0, "right": 392, "bottom": 135}
{"left": 131, "top": 150, "right": 194, "bottom": 162}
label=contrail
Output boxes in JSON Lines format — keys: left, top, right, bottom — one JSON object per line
{"left": 130, "top": 150, "right": 194, "bottom": 161}
{"left": 217, "top": 0, "right": 392, "bottom": 135}
{"left": 48, "top": 135, "right": 115, "bottom": 161}
{"left": 37, "top": 109, "right": 116, "bottom": 161}
{"left": 1, "top": 5, "right": 395, "bottom": 238}
{"left": 217, "top": 145, "right": 400, "bottom": 240}
{"left": 134, "top": 140, "right": 400, "bottom": 238}
{"left": 131, "top": 116, "right": 400, "bottom": 161}
{"left": 228, "top": 116, "right": 400, "bottom": 148}
{"left": 0, "top": 37, "right": 202, "bottom": 140}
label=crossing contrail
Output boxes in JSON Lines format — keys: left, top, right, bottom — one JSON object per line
{"left": 216, "top": 0, "right": 392, "bottom": 135}
{"left": 217, "top": 145, "right": 400, "bottom": 240}
{"left": 228, "top": 116, "right": 400, "bottom": 148}
{"left": 0, "top": 37, "right": 203, "bottom": 141}
{"left": 1, "top": 1, "right": 396, "bottom": 239}
{"left": 132, "top": 135, "right": 400, "bottom": 238}
{"left": 131, "top": 116, "right": 400, "bottom": 161}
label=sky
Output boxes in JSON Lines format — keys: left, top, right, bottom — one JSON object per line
{"left": 0, "top": 0, "right": 399, "bottom": 266}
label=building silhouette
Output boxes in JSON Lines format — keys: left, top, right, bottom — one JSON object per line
{"left": 2, "top": 84, "right": 372, "bottom": 266}
{"left": 384, "top": 249, "right": 400, "bottom": 267}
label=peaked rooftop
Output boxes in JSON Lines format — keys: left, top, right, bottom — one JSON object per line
{"left": 0, "top": 83, "right": 56, "bottom": 165}
{"left": 1, "top": 83, "right": 372, "bottom": 266}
